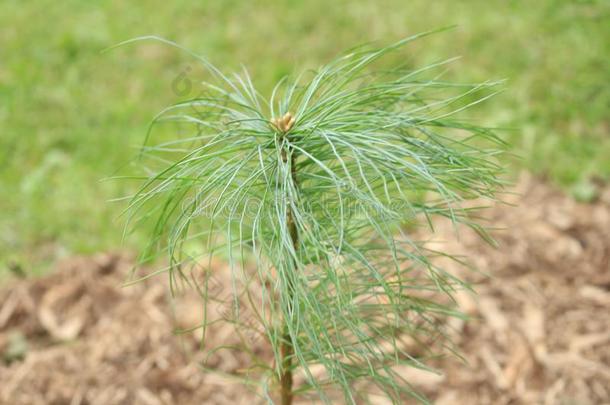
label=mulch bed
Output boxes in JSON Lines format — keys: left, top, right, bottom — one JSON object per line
{"left": 1, "top": 176, "right": 609, "bottom": 404}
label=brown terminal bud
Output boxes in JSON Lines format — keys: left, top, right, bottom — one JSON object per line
{"left": 272, "top": 112, "right": 295, "bottom": 133}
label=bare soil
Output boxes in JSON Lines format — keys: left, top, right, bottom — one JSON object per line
{"left": 1, "top": 176, "right": 609, "bottom": 405}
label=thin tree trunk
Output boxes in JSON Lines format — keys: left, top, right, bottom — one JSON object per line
{"left": 280, "top": 144, "right": 298, "bottom": 405}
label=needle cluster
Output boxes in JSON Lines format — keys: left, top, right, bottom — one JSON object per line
{"left": 123, "top": 31, "right": 504, "bottom": 404}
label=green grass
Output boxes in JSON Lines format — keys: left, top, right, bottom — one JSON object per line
{"left": 1, "top": 0, "right": 609, "bottom": 274}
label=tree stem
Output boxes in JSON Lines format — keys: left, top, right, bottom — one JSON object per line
{"left": 280, "top": 319, "right": 294, "bottom": 405}
{"left": 280, "top": 142, "right": 298, "bottom": 405}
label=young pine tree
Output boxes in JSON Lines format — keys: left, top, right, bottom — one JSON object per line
{"left": 120, "top": 32, "right": 504, "bottom": 404}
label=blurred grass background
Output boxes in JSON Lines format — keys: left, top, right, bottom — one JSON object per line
{"left": 1, "top": 0, "right": 608, "bottom": 275}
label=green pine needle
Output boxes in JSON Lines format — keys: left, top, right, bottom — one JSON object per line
{"left": 121, "top": 31, "right": 504, "bottom": 404}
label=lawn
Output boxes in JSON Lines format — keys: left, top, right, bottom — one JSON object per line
{"left": 1, "top": 0, "right": 608, "bottom": 274}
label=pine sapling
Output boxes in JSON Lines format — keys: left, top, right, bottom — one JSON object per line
{"left": 119, "top": 31, "right": 504, "bottom": 404}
